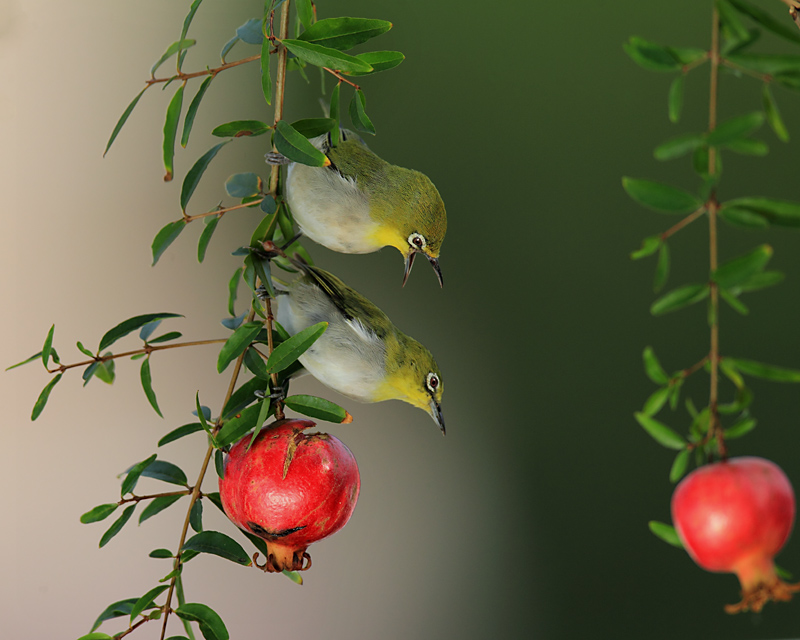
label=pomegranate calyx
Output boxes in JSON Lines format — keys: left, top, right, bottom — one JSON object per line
{"left": 724, "top": 578, "right": 800, "bottom": 614}
{"left": 253, "top": 550, "right": 312, "bottom": 573}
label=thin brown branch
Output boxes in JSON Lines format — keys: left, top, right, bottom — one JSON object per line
{"left": 114, "top": 614, "right": 152, "bottom": 639}
{"left": 147, "top": 55, "right": 260, "bottom": 86}
{"left": 119, "top": 489, "right": 193, "bottom": 505}
{"left": 323, "top": 68, "right": 360, "bottom": 90}
{"left": 678, "top": 355, "right": 710, "bottom": 381}
{"left": 660, "top": 206, "right": 706, "bottom": 241}
{"left": 48, "top": 339, "right": 227, "bottom": 374}
{"left": 719, "top": 58, "right": 771, "bottom": 83}
{"left": 269, "top": 3, "right": 292, "bottom": 197}
{"left": 184, "top": 197, "right": 266, "bottom": 223}
{"left": 264, "top": 298, "right": 284, "bottom": 420}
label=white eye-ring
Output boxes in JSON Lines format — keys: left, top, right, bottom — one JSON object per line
{"left": 408, "top": 233, "right": 426, "bottom": 250}
{"left": 426, "top": 372, "right": 440, "bottom": 394}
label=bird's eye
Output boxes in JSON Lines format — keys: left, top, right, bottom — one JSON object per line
{"left": 426, "top": 372, "right": 440, "bottom": 394}
{"left": 408, "top": 233, "right": 426, "bottom": 250}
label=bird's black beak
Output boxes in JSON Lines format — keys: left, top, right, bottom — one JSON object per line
{"left": 402, "top": 251, "right": 443, "bottom": 288}
{"left": 425, "top": 255, "right": 444, "bottom": 288}
{"left": 429, "top": 398, "right": 445, "bottom": 436}
{"left": 402, "top": 251, "right": 416, "bottom": 287}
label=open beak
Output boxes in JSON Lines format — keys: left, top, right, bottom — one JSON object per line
{"left": 429, "top": 398, "right": 445, "bottom": 436}
{"left": 402, "top": 251, "right": 444, "bottom": 288}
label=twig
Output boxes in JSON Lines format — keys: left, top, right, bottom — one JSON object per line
{"left": 660, "top": 206, "right": 706, "bottom": 241}
{"left": 147, "top": 55, "right": 260, "bottom": 86}
{"left": 323, "top": 68, "right": 360, "bottom": 90}
{"left": 184, "top": 198, "right": 266, "bottom": 223}
{"left": 119, "top": 489, "right": 193, "bottom": 505}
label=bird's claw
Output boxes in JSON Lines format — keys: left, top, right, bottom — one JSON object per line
{"left": 265, "top": 152, "right": 291, "bottom": 166}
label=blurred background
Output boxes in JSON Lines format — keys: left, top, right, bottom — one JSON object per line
{"left": 2, "top": 1, "right": 800, "bottom": 638}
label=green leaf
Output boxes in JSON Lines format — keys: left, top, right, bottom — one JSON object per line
{"left": 650, "top": 283, "right": 710, "bottom": 315}
{"left": 266, "top": 322, "right": 327, "bottom": 374}
{"left": 654, "top": 132, "right": 705, "bottom": 161}
{"left": 668, "top": 75, "right": 684, "bottom": 123}
{"left": 141, "top": 460, "right": 189, "bottom": 486}
{"left": 291, "top": 118, "right": 336, "bottom": 138}
{"left": 220, "top": 35, "right": 239, "bottom": 62}
{"left": 121, "top": 454, "right": 157, "bottom": 496}
{"left": 216, "top": 403, "right": 268, "bottom": 448}
{"left": 228, "top": 267, "right": 242, "bottom": 317}
{"left": 622, "top": 177, "right": 701, "bottom": 213}
{"left": 260, "top": 36, "right": 272, "bottom": 106}
{"left": 274, "top": 120, "right": 329, "bottom": 166}
{"left": 140, "top": 358, "right": 163, "bottom": 418}
{"left": 90, "top": 598, "right": 140, "bottom": 632}
{"left": 735, "top": 270, "right": 784, "bottom": 292}
{"left": 163, "top": 85, "right": 185, "bottom": 182}
{"left": 347, "top": 50, "right": 404, "bottom": 76}
{"left": 196, "top": 392, "right": 217, "bottom": 444}
{"left": 718, "top": 205, "right": 769, "bottom": 229}
{"left": 329, "top": 82, "right": 341, "bottom": 147}
{"left": 80, "top": 503, "right": 119, "bottom": 524}
{"left": 99, "top": 505, "right": 136, "bottom": 547}
{"left": 152, "top": 40, "right": 196, "bottom": 76}
{"left": 130, "top": 585, "right": 169, "bottom": 624}
{"left": 104, "top": 88, "right": 147, "bottom": 157}
{"left": 99, "top": 313, "right": 182, "bottom": 352}
{"left": 181, "top": 141, "right": 230, "bottom": 211}
{"left": 31, "top": 373, "right": 62, "bottom": 421}
{"left": 349, "top": 89, "right": 375, "bottom": 135}
{"left": 297, "top": 17, "right": 391, "bottom": 51}
{"left": 222, "top": 376, "right": 267, "bottom": 419}
{"left": 93, "top": 360, "right": 115, "bottom": 384}
{"left": 246, "top": 397, "right": 274, "bottom": 450}
{"left": 6, "top": 351, "right": 44, "bottom": 371}
{"left": 723, "top": 197, "right": 800, "bottom": 228}
{"left": 720, "top": 289, "right": 749, "bottom": 315}
{"left": 225, "top": 173, "right": 261, "bottom": 198}
{"left": 77, "top": 633, "right": 113, "bottom": 640}
{"left": 631, "top": 235, "right": 662, "bottom": 260}
{"left": 713, "top": 244, "right": 772, "bottom": 288}
{"left": 215, "top": 449, "right": 225, "bottom": 479}
{"left": 217, "top": 321, "right": 263, "bottom": 373}
{"left": 183, "top": 531, "right": 251, "bottom": 566}
{"left": 140, "top": 320, "right": 161, "bottom": 342}
{"left": 236, "top": 18, "right": 262, "bottom": 44}
{"left": 152, "top": 220, "right": 188, "bottom": 265}
{"left": 181, "top": 0, "right": 204, "bottom": 40}
{"left": 41, "top": 324, "right": 55, "bottom": 368}
{"left": 642, "top": 347, "right": 669, "bottom": 384}
{"left": 634, "top": 412, "right": 687, "bottom": 449}
{"left": 189, "top": 499, "right": 203, "bottom": 533}
{"left": 707, "top": 112, "right": 764, "bottom": 147}
{"left": 284, "top": 394, "right": 350, "bottom": 423}
{"left": 727, "top": 52, "right": 800, "bottom": 76}
{"left": 669, "top": 448, "right": 691, "bottom": 483}
{"left": 725, "top": 417, "right": 757, "bottom": 439}
{"left": 197, "top": 215, "right": 220, "bottom": 264}
{"left": 296, "top": 0, "right": 313, "bottom": 29}
{"left": 211, "top": 120, "right": 270, "bottom": 138}
{"left": 727, "top": 0, "right": 800, "bottom": 45}
{"left": 150, "top": 331, "right": 183, "bottom": 345}
{"left": 727, "top": 358, "right": 800, "bottom": 382}
{"left": 718, "top": 0, "right": 751, "bottom": 41}
{"left": 624, "top": 36, "right": 682, "bottom": 71}
{"left": 763, "top": 84, "right": 789, "bottom": 142}
{"left": 175, "top": 603, "right": 229, "bottom": 640}
{"left": 243, "top": 348, "right": 272, "bottom": 380}
{"left": 182, "top": 75, "right": 214, "bottom": 148}
{"left": 149, "top": 548, "right": 174, "bottom": 558}
{"left": 281, "top": 39, "right": 373, "bottom": 74}
{"left": 642, "top": 387, "right": 671, "bottom": 417}
{"left": 654, "top": 244, "right": 669, "bottom": 292}
{"left": 139, "top": 494, "right": 184, "bottom": 524}
{"left": 159, "top": 423, "right": 203, "bottom": 447}
{"left": 649, "top": 521, "right": 683, "bottom": 548}
{"left": 723, "top": 138, "right": 768, "bottom": 155}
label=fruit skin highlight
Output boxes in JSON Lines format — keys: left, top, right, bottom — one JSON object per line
{"left": 671, "top": 456, "right": 800, "bottom": 612}
{"left": 219, "top": 419, "right": 360, "bottom": 572}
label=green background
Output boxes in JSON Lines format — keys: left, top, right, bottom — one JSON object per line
{"left": 3, "top": 1, "right": 800, "bottom": 638}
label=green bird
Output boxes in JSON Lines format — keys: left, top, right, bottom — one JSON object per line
{"left": 275, "top": 261, "right": 445, "bottom": 434}
{"left": 269, "top": 129, "right": 447, "bottom": 287}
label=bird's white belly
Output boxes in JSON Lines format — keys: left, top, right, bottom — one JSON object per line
{"left": 286, "top": 163, "right": 381, "bottom": 254}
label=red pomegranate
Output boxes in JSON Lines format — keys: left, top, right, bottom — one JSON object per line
{"left": 671, "top": 456, "right": 800, "bottom": 612}
{"left": 219, "top": 419, "right": 360, "bottom": 572}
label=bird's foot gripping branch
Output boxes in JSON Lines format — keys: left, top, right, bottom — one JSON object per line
{"left": 9, "top": 2, "right": 450, "bottom": 640}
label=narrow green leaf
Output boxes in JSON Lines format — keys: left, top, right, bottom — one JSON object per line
{"left": 163, "top": 85, "right": 185, "bottom": 182}
{"left": 90, "top": 598, "right": 140, "bottom": 632}
{"left": 99, "top": 505, "right": 136, "bottom": 548}
{"left": 718, "top": 0, "right": 750, "bottom": 41}
{"left": 654, "top": 244, "right": 669, "bottom": 292}
{"left": 183, "top": 531, "right": 251, "bottom": 566}
{"left": 189, "top": 499, "right": 203, "bottom": 533}
{"left": 650, "top": 283, "right": 710, "bottom": 315}
{"left": 139, "top": 494, "right": 184, "bottom": 524}
{"left": 706, "top": 112, "right": 764, "bottom": 146}
{"left": 6, "top": 351, "right": 43, "bottom": 371}
{"left": 121, "top": 454, "right": 157, "bottom": 496}
{"left": 247, "top": 397, "right": 274, "bottom": 450}
{"left": 77, "top": 341, "right": 95, "bottom": 357}
{"left": 727, "top": 358, "right": 800, "bottom": 382}
{"left": 215, "top": 449, "right": 225, "bottom": 479}
{"left": 281, "top": 39, "right": 373, "bottom": 74}
{"left": 720, "top": 289, "right": 749, "bottom": 315}
{"left": 104, "top": 88, "right": 147, "bottom": 157}
{"left": 181, "top": 141, "right": 230, "bottom": 211}
{"left": 634, "top": 412, "right": 687, "bottom": 449}
{"left": 222, "top": 376, "right": 267, "bottom": 419}
{"left": 631, "top": 236, "right": 662, "bottom": 260}
{"left": 668, "top": 75, "right": 684, "bottom": 123}
{"left": 152, "top": 40, "right": 196, "bottom": 76}
{"left": 735, "top": 270, "right": 784, "bottom": 292}
{"left": 196, "top": 392, "right": 216, "bottom": 443}
{"left": 236, "top": 18, "right": 263, "bottom": 45}
{"left": 654, "top": 132, "right": 705, "bottom": 160}
{"left": 182, "top": 75, "right": 214, "bottom": 148}
{"left": 196, "top": 215, "right": 221, "bottom": 264}
{"left": 260, "top": 37, "right": 272, "bottom": 106}
{"left": 211, "top": 120, "right": 270, "bottom": 138}
{"left": 217, "top": 321, "right": 263, "bottom": 373}
{"left": 642, "top": 387, "right": 671, "bottom": 417}
{"left": 41, "top": 324, "right": 55, "bottom": 368}
{"left": 291, "top": 118, "right": 336, "bottom": 138}
{"left": 130, "top": 585, "right": 170, "bottom": 624}
{"left": 284, "top": 394, "right": 350, "bottom": 423}
{"left": 243, "top": 348, "right": 272, "bottom": 380}
{"left": 220, "top": 35, "right": 239, "bottom": 62}
{"left": 642, "top": 347, "right": 669, "bottom": 384}
{"left": 140, "top": 320, "right": 161, "bottom": 342}
{"left": 266, "top": 322, "right": 327, "bottom": 374}
{"left": 349, "top": 89, "right": 375, "bottom": 135}
{"left": 78, "top": 633, "right": 113, "bottom": 640}
{"left": 80, "top": 503, "right": 119, "bottom": 524}
{"left": 624, "top": 36, "right": 682, "bottom": 71}
{"left": 181, "top": 0, "right": 204, "bottom": 40}
{"left": 152, "top": 220, "right": 188, "bottom": 265}
{"left": 718, "top": 206, "right": 769, "bottom": 229}
{"left": 225, "top": 173, "right": 261, "bottom": 198}
{"left": 141, "top": 460, "right": 188, "bottom": 486}
{"left": 713, "top": 244, "right": 772, "bottom": 288}
{"left": 347, "top": 50, "right": 404, "bottom": 76}
{"left": 297, "top": 17, "right": 391, "bottom": 51}
{"left": 99, "top": 313, "right": 182, "bottom": 352}
{"left": 274, "top": 120, "right": 329, "bottom": 166}
{"left": 216, "top": 403, "right": 268, "bottom": 448}
{"left": 175, "top": 603, "right": 229, "bottom": 640}
{"left": 763, "top": 84, "right": 789, "bottom": 142}
{"left": 727, "top": 52, "right": 800, "bottom": 76}
{"left": 727, "top": 0, "right": 800, "bottom": 45}
{"left": 82, "top": 361, "right": 101, "bottom": 387}
{"left": 31, "top": 373, "right": 62, "bottom": 420}
{"left": 649, "top": 521, "right": 684, "bottom": 548}
{"left": 228, "top": 267, "right": 242, "bottom": 317}
{"left": 149, "top": 331, "right": 183, "bottom": 345}
{"left": 158, "top": 423, "right": 203, "bottom": 447}
{"left": 669, "top": 449, "right": 691, "bottom": 483}
{"left": 140, "top": 358, "right": 163, "bottom": 418}
{"left": 149, "top": 548, "right": 174, "bottom": 558}
{"left": 723, "top": 138, "right": 769, "bottom": 155}
{"left": 725, "top": 417, "right": 757, "bottom": 439}
{"left": 723, "top": 197, "right": 800, "bottom": 228}
{"left": 296, "top": 0, "right": 313, "bottom": 29}
{"left": 622, "top": 177, "right": 701, "bottom": 213}
{"left": 329, "top": 82, "right": 341, "bottom": 147}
